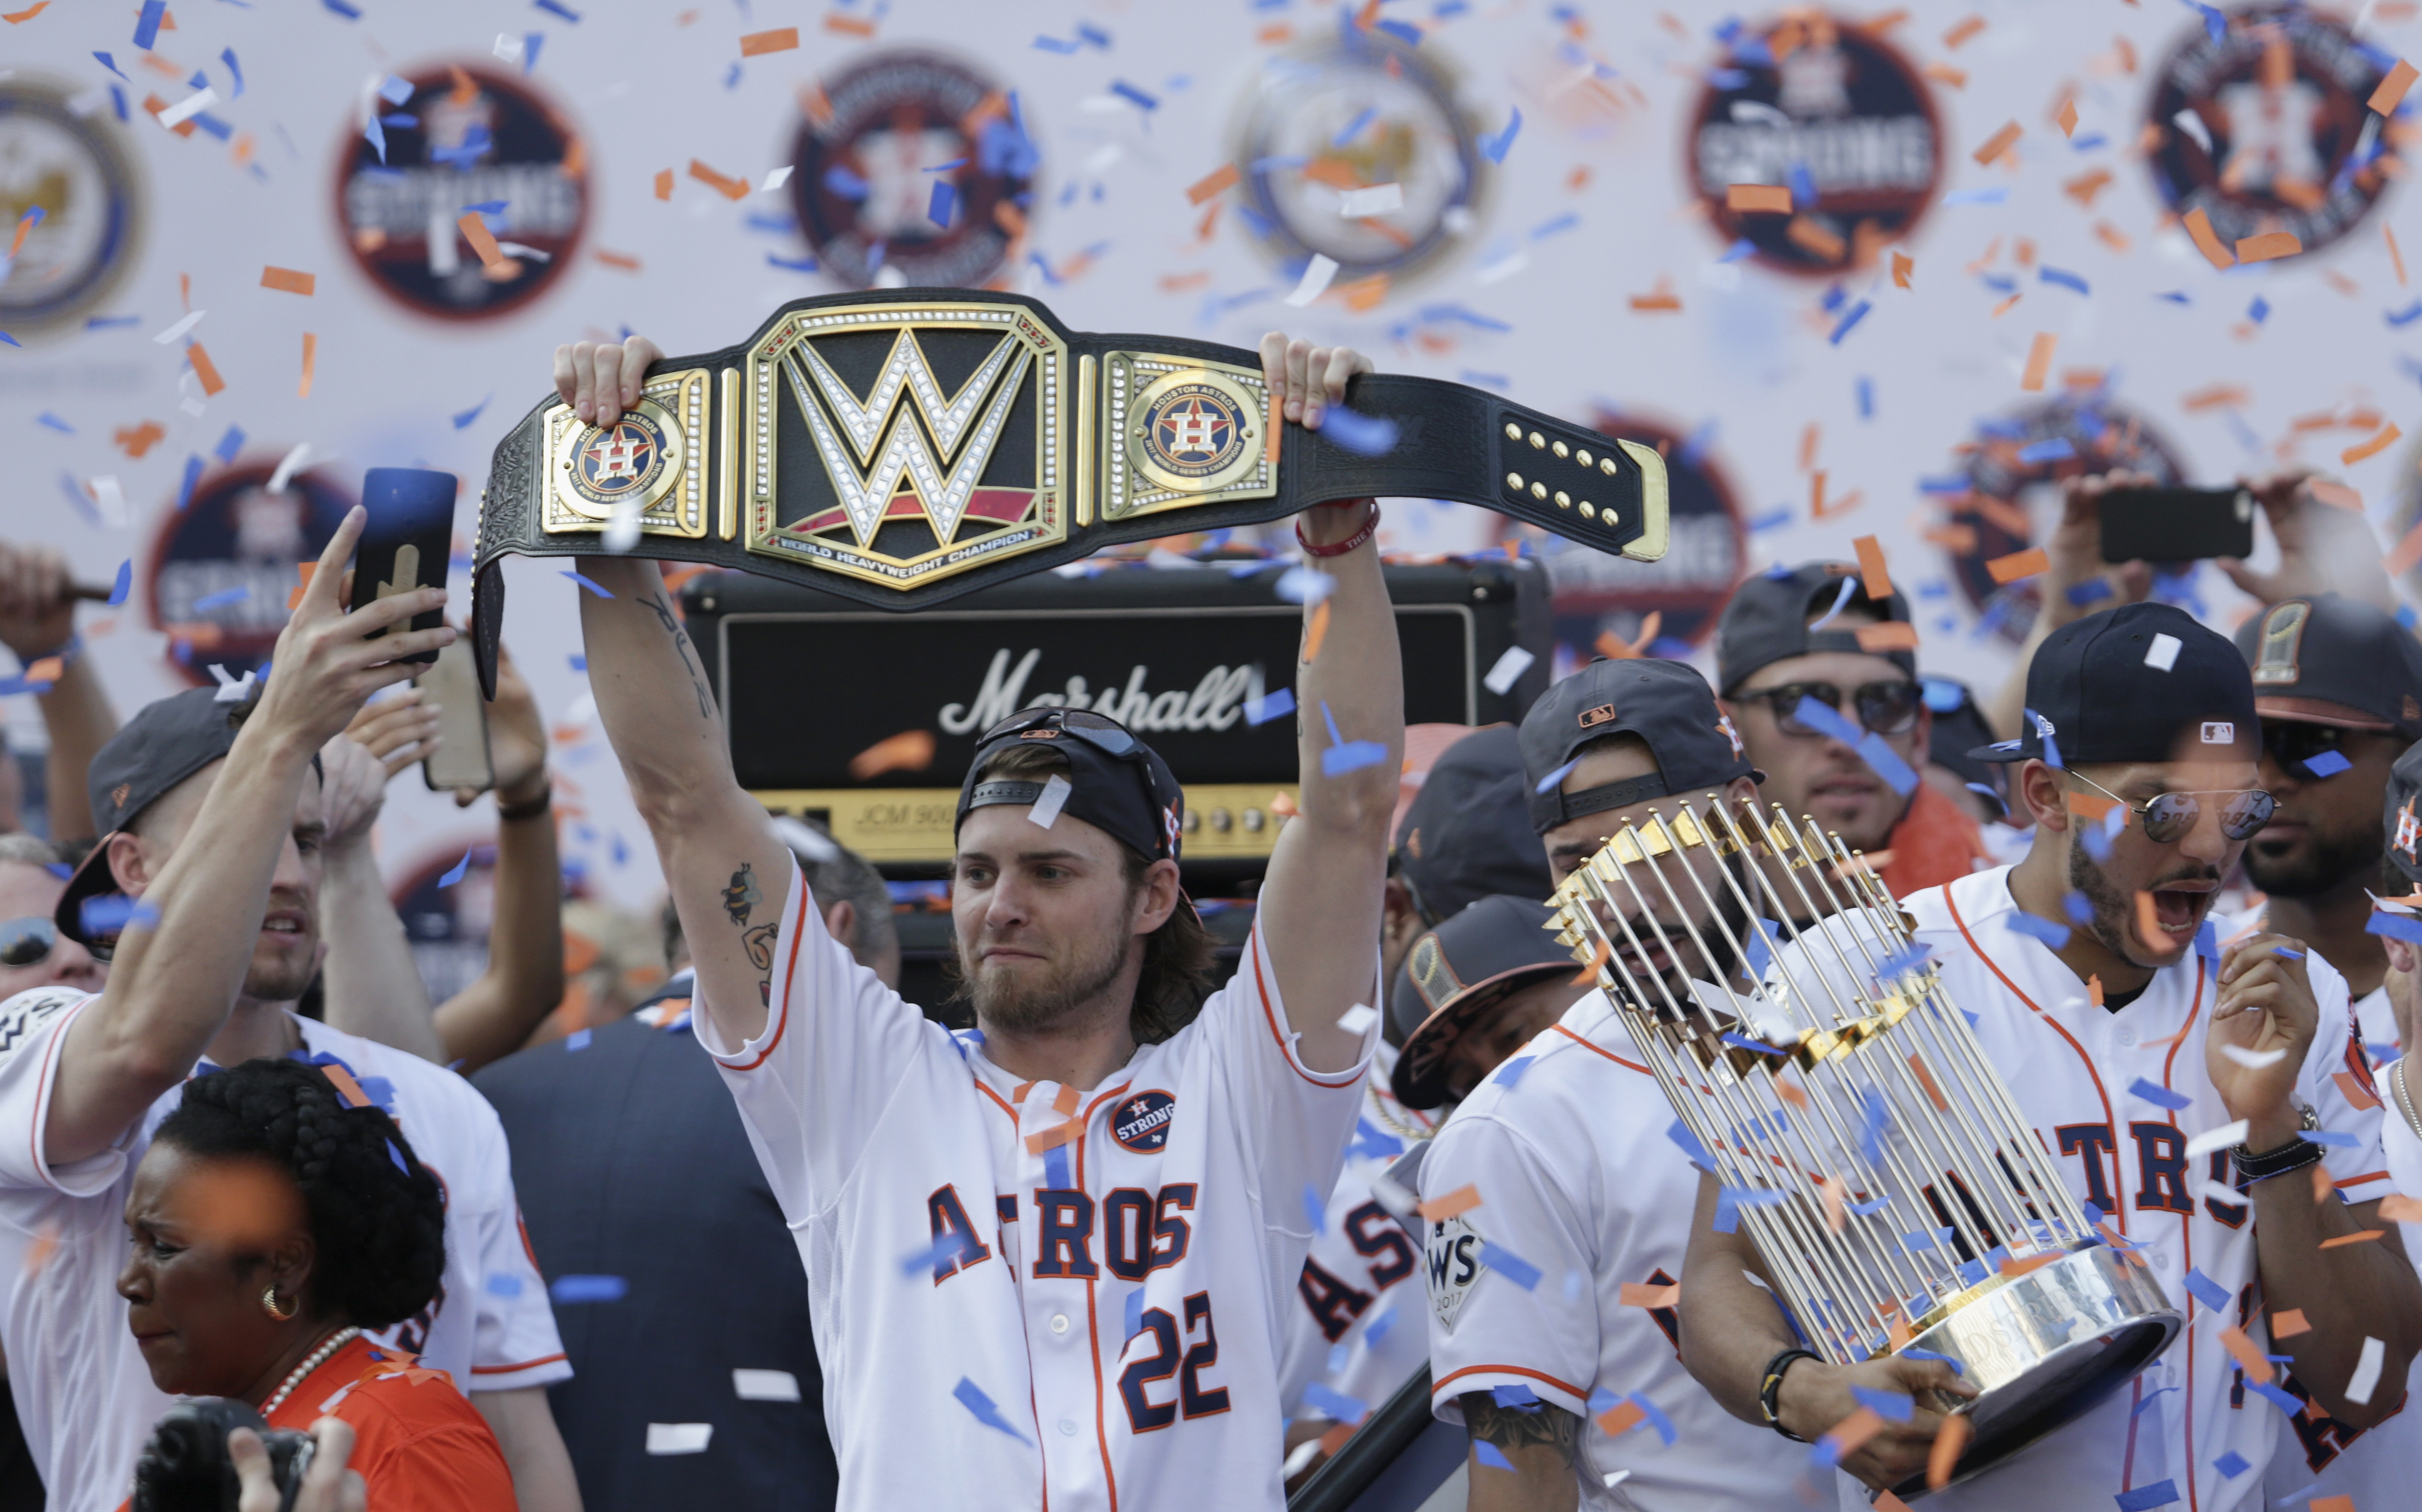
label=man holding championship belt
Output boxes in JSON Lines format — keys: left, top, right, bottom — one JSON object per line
{"left": 553, "top": 328, "right": 1397, "bottom": 1511}
{"left": 1680, "top": 598, "right": 2422, "bottom": 1509}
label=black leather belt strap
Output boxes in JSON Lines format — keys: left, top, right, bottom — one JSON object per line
{"left": 469, "top": 288, "right": 1668, "bottom": 697}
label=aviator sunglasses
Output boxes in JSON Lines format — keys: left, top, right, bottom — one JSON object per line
{"left": 2067, "top": 772, "right": 2275, "bottom": 845}
{"left": 1738, "top": 679, "right": 1923, "bottom": 739}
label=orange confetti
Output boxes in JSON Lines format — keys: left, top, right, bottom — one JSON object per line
{"left": 1303, "top": 599, "right": 1332, "bottom": 663}
{"left": 849, "top": 729, "right": 937, "bottom": 780}
{"left": 1923, "top": 63, "right": 1968, "bottom": 89}
{"left": 2389, "top": 224, "right": 2408, "bottom": 286}
{"left": 1618, "top": 1282, "right": 1680, "bottom": 1308}
{"left": 1942, "top": 14, "right": 1985, "bottom": 48}
{"left": 2183, "top": 207, "right": 2236, "bottom": 269}
{"left": 318, "top": 1062, "right": 373, "bottom": 1109}
{"left": 2236, "top": 231, "right": 2302, "bottom": 263}
{"left": 1907, "top": 1053, "right": 1950, "bottom": 1112}
{"left": 186, "top": 341, "right": 225, "bottom": 396}
{"left": 824, "top": 11, "right": 875, "bottom": 36}
{"left": 653, "top": 168, "right": 674, "bottom": 200}
{"left": 1985, "top": 547, "right": 2049, "bottom": 585}
{"left": 2271, "top": 1308, "right": 2312, "bottom": 1339}
{"left": 2371, "top": 59, "right": 2419, "bottom": 116}
{"left": 114, "top": 420, "right": 166, "bottom": 458}
{"left": 2, "top": 2, "right": 50, "bottom": 21}
{"left": 1787, "top": 215, "right": 1845, "bottom": 262}
{"left": 1629, "top": 290, "right": 1683, "bottom": 312}
{"left": 1158, "top": 271, "right": 1213, "bottom": 292}
{"left": 289, "top": 561, "right": 317, "bottom": 611}
{"left": 594, "top": 249, "right": 642, "bottom": 272}
{"left": 1820, "top": 1174, "right": 1844, "bottom": 1232}
{"left": 1926, "top": 1413, "right": 1971, "bottom": 1489}
{"left": 1854, "top": 622, "right": 1920, "bottom": 653}
{"left": 2387, "top": 517, "right": 2422, "bottom": 578}
{"left": 1023, "top": 1119, "right": 1082, "bottom": 1155}
{"left": 1727, "top": 183, "right": 1793, "bottom": 214}
{"left": 21, "top": 656, "right": 61, "bottom": 685}
{"left": 2342, "top": 424, "right": 2402, "bottom": 464}
{"left": 1821, "top": 1406, "right": 1887, "bottom": 1459}
{"left": 2056, "top": 97, "right": 2079, "bottom": 137}
{"left": 1851, "top": 534, "right": 1892, "bottom": 601}
{"left": 2132, "top": 891, "right": 2166, "bottom": 949}
{"left": 1186, "top": 162, "right": 1240, "bottom": 206}
{"left": 2316, "top": 1163, "right": 2335, "bottom": 1205}
{"left": 2020, "top": 332, "right": 2055, "bottom": 392}
{"left": 2094, "top": 221, "right": 2132, "bottom": 254}
{"left": 1798, "top": 422, "right": 1821, "bottom": 472}
{"left": 1302, "top": 156, "right": 1361, "bottom": 190}
{"left": 1891, "top": 250, "right": 1914, "bottom": 288}
{"left": 1990, "top": 292, "right": 2022, "bottom": 318}
{"left": 687, "top": 159, "right": 750, "bottom": 200}
{"left": 2088, "top": 974, "right": 2105, "bottom": 1007}
{"left": 739, "top": 26, "right": 799, "bottom": 55}
{"left": 259, "top": 266, "right": 315, "bottom": 296}
{"left": 1052, "top": 1084, "right": 1080, "bottom": 1116}
{"left": 1998, "top": 1250, "right": 2060, "bottom": 1279}
{"left": 2333, "top": 1069, "right": 2382, "bottom": 1112}
{"left": 1416, "top": 1184, "right": 1481, "bottom": 1221}
{"left": 2182, "top": 383, "right": 2250, "bottom": 411}
{"left": 2063, "top": 168, "right": 2114, "bottom": 206}
{"left": 2218, "top": 1324, "right": 2275, "bottom": 1382}
{"left": 1776, "top": 1078, "right": 1810, "bottom": 1110}
{"left": 1596, "top": 1399, "right": 1646, "bottom": 1438}
{"left": 2320, "top": 1228, "right": 2387, "bottom": 1249}
{"left": 298, "top": 333, "right": 315, "bottom": 398}
{"left": 1571, "top": 938, "right": 1610, "bottom": 986}
{"left": 456, "top": 212, "right": 508, "bottom": 270}
{"left": 1971, "top": 120, "right": 2023, "bottom": 166}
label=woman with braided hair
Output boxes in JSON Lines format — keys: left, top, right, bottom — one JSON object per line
{"left": 114, "top": 1057, "right": 516, "bottom": 1511}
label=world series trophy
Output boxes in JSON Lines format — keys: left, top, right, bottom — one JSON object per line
{"left": 465, "top": 288, "right": 1673, "bottom": 697}
{"left": 1546, "top": 797, "right": 2181, "bottom": 1499}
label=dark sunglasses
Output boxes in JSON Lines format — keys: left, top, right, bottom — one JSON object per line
{"left": 2070, "top": 772, "right": 2276, "bottom": 844}
{"left": 0, "top": 917, "right": 56, "bottom": 969}
{"left": 2260, "top": 721, "right": 2349, "bottom": 773}
{"left": 979, "top": 706, "right": 1142, "bottom": 758}
{"left": 1741, "top": 680, "right": 1922, "bottom": 739}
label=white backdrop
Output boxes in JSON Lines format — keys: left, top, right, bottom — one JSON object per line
{"left": 3, "top": 0, "right": 2418, "bottom": 913}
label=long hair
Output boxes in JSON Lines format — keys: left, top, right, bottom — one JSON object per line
{"left": 957, "top": 742, "right": 1215, "bottom": 1043}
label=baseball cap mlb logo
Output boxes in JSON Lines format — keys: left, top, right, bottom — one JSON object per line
{"left": 2200, "top": 722, "right": 2234, "bottom": 744}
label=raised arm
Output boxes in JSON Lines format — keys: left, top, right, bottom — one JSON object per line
{"left": 1250, "top": 334, "right": 1403, "bottom": 1075}
{"left": 314, "top": 729, "right": 448, "bottom": 1063}
{"left": 0, "top": 540, "right": 121, "bottom": 845}
{"left": 560, "top": 336, "right": 793, "bottom": 1047}
{"left": 49, "top": 512, "right": 448, "bottom": 1164}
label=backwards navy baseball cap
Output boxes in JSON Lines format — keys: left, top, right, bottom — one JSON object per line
{"left": 2234, "top": 594, "right": 2422, "bottom": 739}
{"left": 1395, "top": 726, "right": 1553, "bottom": 924}
{"left": 1716, "top": 561, "right": 1917, "bottom": 694}
{"left": 1518, "top": 659, "right": 1760, "bottom": 834}
{"left": 956, "top": 708, "right": 1186, "bottom": 863}
{"left": 1972, "top": 602, "right": 2259, "bottom": 768}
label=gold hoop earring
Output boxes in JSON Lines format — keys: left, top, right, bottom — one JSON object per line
{"left": 261, "top": 1285, "right": 298, "bottom": 1321}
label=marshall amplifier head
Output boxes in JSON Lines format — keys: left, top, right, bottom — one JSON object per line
{"left": 680, "top": 558, "right": 1551, "bottom": 871}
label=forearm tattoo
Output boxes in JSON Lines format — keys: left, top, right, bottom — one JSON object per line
{"left": 1461, "top": 1393, "right": 1584, "bottom": 1472}
{"left": 644, "top": 591, "right": 713, "bottom": 720}
{"left": 722, "top": 862, "right": 779, "bottom": 1006}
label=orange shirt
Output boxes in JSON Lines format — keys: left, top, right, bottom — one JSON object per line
{"left": 1878, "top": 777, "right": 1991, "bottom": 899}
{"left": 263, "top": 1336, "right": 517, "bottom": 1512}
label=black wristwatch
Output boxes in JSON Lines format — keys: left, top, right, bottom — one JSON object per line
{"left": 2233, "top": 1104, "right": 2324, "bottom": 1185}
{"left": 1758, "top": 1347, "right": 1820, "bottom": 1442}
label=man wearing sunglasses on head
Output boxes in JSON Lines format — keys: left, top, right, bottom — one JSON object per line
{"left": 1714, "top": 564, "right": 1986, "bottom": 900}
{"left": 0, "top": 834, "right": 104, "bottom": 1000}
{"left": 1680, "top": 601, "right": 2420, "bottom": 1509}
{"left": 553, "top": 329, "right": 1399, "bottom": 1512}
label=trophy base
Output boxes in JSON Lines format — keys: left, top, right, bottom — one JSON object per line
{"left": 1885, "top": 1241, "right": 2182, "bottom": 1501}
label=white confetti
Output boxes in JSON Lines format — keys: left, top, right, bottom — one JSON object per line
{"left": 733, "top": 1368, "right": 801, "bottom": 1402}
{"left": 1366, "top": 1173, "right": 1417, "bottom": 1221}
{"left": 2346, "top": 1336, "right": 2387, "bottom": 1406}
{"left": 156, "top": 86, "right": 219, "bottom": 130}
{"left": 1336, "top": 183, "right": 1404, "bottom": 217}
{"left": 1483, "top": 645, "right": 1536, "bottom": 695}
{"left": 1336, "top": 1002, "right": 1380, "bottom": 1036}
{"left": 89, "top": 476, "right": 127, "bottom": 529}
{"left": 492, "top": 34, "right": 526, "bottom": 63}
{"left": 2182, "top": 1120, "right": 2248, "bottom": 1160}
{"left": 1476, "top": 251, "right": 1530, "bottom": 285}
{"left": 645, "top": 1423, "right": 714, "bottom": 1455}
{"left": 152, "top": 309, "right": 206, "bottom": 345}
{"left": 496, "top": 241, "right": 553, "bottom": 262}
{"left": 2145, "top": 633, "right": 2182, "bottom": 671}
{"left": 268, "top": 443, "right": 315, "bottom": 496}
{"left": 761, "top": 165, "right": 794, "bottom": 192}
{"left": 207, "top": 664, "right": 256, "bottom": 703}
{"left": 2172, "top": 108, "right": 2213, "bottom": 156}
{"left": 1283, "top": 254, "right": 1340, "bottom": 308}
{"left": 2219, "top": 1044, "right": 2289, "bottom": 1069}
{"left": 1281, "top": 1438, "right": 1323, "bottom": 1478}
{"left": 603, "top": 497, "right": 644, "bottom": 553}
{"left": 1028, "top": 773, "right": 1073, "bottom": 829}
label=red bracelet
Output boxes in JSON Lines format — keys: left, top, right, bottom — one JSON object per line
{"left": 1296, "top": 499, "right": 1380, "bottom": 558}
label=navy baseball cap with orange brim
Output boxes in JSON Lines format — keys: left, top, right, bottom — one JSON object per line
{"left": 1391, "top": 895, "right": 1579, "bottom": 1110}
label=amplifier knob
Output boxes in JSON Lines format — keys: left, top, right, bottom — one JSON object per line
{"left": 1208, "top": 808, "right": 1232, "bottom": 833}
{"left": 1243, "top": 808, "right": 1266, "bottom": 833}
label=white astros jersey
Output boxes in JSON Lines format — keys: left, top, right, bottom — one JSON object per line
{"left": 0, "top": 991, "right": 566, "bottom": 1512}
{"left": 1778, "top": 868, "right": 2391, "bottom": 1512}
{"left": 698, "top": 859, "right": 1375, "bottom": 1511}
{"left": 1418, "top": 991, "right": 1808, "bottom": 1510}
{"left": 1278, "top": 1040, "right": 1436, "bottom": 1426}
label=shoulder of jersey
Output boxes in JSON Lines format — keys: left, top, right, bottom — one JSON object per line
{"left": 0, "top": 986, "right": 94, "bottom": 1058}
{"left": 1435, "top": 1015, "right": 1610, "bottom": 1135}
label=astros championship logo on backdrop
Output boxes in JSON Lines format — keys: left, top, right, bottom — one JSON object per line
{"left": 1686, "top": 12, "right": 1941, "bottom": 275}
{"left": 787, "top": 52, "right": 1037, "bottom": 290}
{"left": 0, "top": 76, "right": 143, "bottom": 338}
{"left": 147, "top": 461, "right": 351, "bottom": 687}
{"left": 335, "top": 64, "right": 587, "bottom": 320}
{"left": 2146, "top": 1, "right": 2404, "bottom": 260}
{"left": 1544, "top": 412, "right": 1745, "bottom": 657}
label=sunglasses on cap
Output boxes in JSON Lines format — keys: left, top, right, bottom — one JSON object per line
{"left": 0, "top": 918, "right": 56, "bottom": 969}
{"left": 2260, "top": 721, "right": 2352, "bottom": 773}
{"left": 979, "top": 706, "right": 1144, "bottom": 759}
{"left": 1739, "top": 680, "right": 1922, "bottom": 739}
{"left": 2067, "top": 772, "right": 2275, "bottom": 845}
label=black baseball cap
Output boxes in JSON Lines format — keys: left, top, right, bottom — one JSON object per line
{"left": 1716, "top": 561, "right": 1916, "bottom": 694}
{"left": 1390, "top": 894, "right": 1576, "bottom": 1110}
{"left": 1518, "top": 658, "right": 1760, "bottom": 834}
{"left": 1395, "top": 726, "right": 1553, "bottom": 925}
{"left": 956, "top": 708, "right": 1186, "bottom": 862}
{"left": 2234, "top": 594, "right": 2422, "bottom": 738}
{"left": 1971, "top": 602, "right": 2259, "bottom": 768}
{"left": 57, "top": 686, "right": 272, "bottom": 952}
{"left": 2384, "top": 740, "right": 2422, "bottom": 886}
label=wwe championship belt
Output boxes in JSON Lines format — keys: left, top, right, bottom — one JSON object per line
{"left": 468, "top": 289, "right": 1669, "bottom": 696}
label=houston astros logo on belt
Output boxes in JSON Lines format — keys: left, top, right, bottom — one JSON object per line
{"left": 573, "top": 419, "right": 663, "bottom": 500}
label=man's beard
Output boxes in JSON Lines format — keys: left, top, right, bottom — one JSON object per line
{"left": 2244, "top": 817, "right": 2386, "bottom": 900}
{"left": 1604, "top": 867, "right": 1751, "bottom": 1008}
{"left": 242, "top": 939, "right": 320, "bottom": 1003}
{"left": 959, "top": 918, "right": 1134, "bottom": 1036}
{"left": 2068, "top": 841, "right": 2218, "bottom": 965}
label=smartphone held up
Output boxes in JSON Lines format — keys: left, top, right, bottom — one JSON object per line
{"left": 2096, "top": 485, "right": 2255, "bottom": 565}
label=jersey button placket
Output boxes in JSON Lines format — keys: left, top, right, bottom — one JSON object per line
{"left": 1021, "top": 1088, "right": 1099, "bottom": 1491}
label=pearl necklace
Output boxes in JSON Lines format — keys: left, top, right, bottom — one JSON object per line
{"left": 260, "top": 1326, "right": 362, "bottom": 1418}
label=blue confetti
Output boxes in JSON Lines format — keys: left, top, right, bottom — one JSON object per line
{"left": 2128, "top": 1077, "right": 2190, "bottom": 1110}
{"left": 899, "top": 1228, "right": 979, "bottom": 1279}
{"left": 34, "top": 412, "right": 72, "bottom": 434}
{"left": 1629, "top": 1392, "right": 1679, "bottom": 1445}
{"left": 2114, "top": 1478, "right": 2179, "bottom": 1510}
{"left": 2300, "top": 750, "right": 2352, "bottom": 778}
{"left": 1667, "top": 1117, "right": 1715, "bottom": 1170}
{"left": 221, "top": 48, "right": 244, "bottom": 97}
{"left": 767, "top": 254, "right": 820, "bottom": 273}
{"left": 2040, "top": 267, "right": 2091, "bottom": 295}
{"left": 1828, "top": 299, "right": 1872, "bottom": 345}
{"left": 1529, "top": 212, "right": 1579, "bottom": 241}
{"left": 213, "top": 425, "right": 245, "bottom": 463}
{"left": 362, "top": 116, "right": 386, "bottom": 166}
{"left": 1490, "top": 1383, "right": 1540, "bottom": 1410}
{"left": 928, "top": 180, "right": 957, "bottom": 228}
{"left": 1304, "top": 1183, "right": 1327, "bottom": 1236}
{"left": 1715, "top": 1186, "right": 1790, "bottom": 1233}
{"left": 2367, "top": 909, "right": 2422, "bottom": 945}
{"left": 484, "top": 1272, "right": 525, "bottom": 1299}
{"left": 533, "top": 0, "right": 582, "bottom": 19}
{"left": 2247, "top": 296, "right": 2270, "bottom": 326}
{"left": 77, "top": 897, "right": 159, "bottom": 934}
{"left": 2194, "top": 919, "right": 2219, "bottom": 965}
{"left": 954, "top": 1377, "right": 1034, "bottom": 1444}
{"left": 1477, "top": 1240, "right": 1541, "bottom": 1290}
{"left": 1474, "top": 1441, "right": 1515, "bottom": 1471}
{"left": 1364, "top": 1307, "right": 1396, "bottom": 1345}
{"left": 85, "top": 315, "right": 139, "bottom": 330}
{"left": 134, "top": 0, "right": 165, "bottom": 50}
{"left": 2250, "top": 1380, "right": 2305, "bottom": 1418}
{"left": 1032, "top": 34, "right": 1081, "bottom": 53}
{"left": 192, "top": 586, "right": 251, "bottom": 611}
{"left": 1855, "top": 376, "right": 1874, "bottom": 418}
{"left": 1721, "top": 1031, "right": 1787, "bottom": 1056}
{"left": 177, "top": 454, "right": 203, "bottom": 512}
{"left": 437, "top": 850, "right": 474, "bottom": 888}
{"left": 1792, "top": 693, "right": 1861, "bottom": 745}
{"left": 1332, "top": 106, "right": 1377, "bottom": 148}
{"left": 2388, "top": 301, "right": 2422, "bottom": 328}
{"left": 93, "top": 52, "right": 129, "bottom": 81}
{"left": 2067, "top": 579, "right": 2115, "bottom": 606}
{"left": 322, "top": 0, "right": 362, "bottom": 16}
{"left": 1243, "top": 686, "right": 1295, "bottom": 726}
{"left": 1746, "top": 507, "right": 1793, "bottom": 532}
{"left": 1302, "top": 1381, "right": 1370, "bottom": 1423}
{"left": 1124, "top": 1289, "right": 1143, "bottom": 1340}
{"left": 1323, "top": 737, "right": 1390, "bottom": 778}
{"left": 2017, "top": 438, "right": 2076, "bottom": 464}
{"left": 1317, "top": 407, "right": 1399, "bottom": 455}
{"left": 562, "top": 569, "right": 615, "bottom": 598}
{"left": 1494, "top": 1054, "right": 1536, "bottom": 1087}
{"left": 107, "top": 560, "right": 132, "bottom": 606}
{"left": 1872, "top": 942, "right": 1932, "bottom": 983}
{"left": 2307, "top": 1129, "right": 2360, "bottom": 1148}
{"left": 1719, "top": 237, "right": 1757, "bottom": 263}
{"left": 1856, "top": 732, "right": 1920, "bottom": 796}
{"left": 1480, "top": 106, "right": 1522, "bottom": 164}
{"left": 1109, "top": 80, "right": 1159, "bottom": 111}
{"left": 2182, "top": 1266, "right": 2229, "bottom": 1312}
{"left": 1944, "top": 186, "right": 2010, "bottom": 206}
{"left": 1534, "top": 758, "right": 1579, "bottom": 795}
{"left": 2214, "top": 1451, "right": 2250, "bottom": 1478}
{"left": 824, "top": 164, "right": 870, "bottom": 200}
{"left": 2007, "top": 912, "right": 2071, "bottom": 949}
{"left": 1852, "top": 1385, "right": 1913, "bottom": 1422}
{"left": 549, "top": 1273, "right": 627, "bottom": 1304}
{"left": 1848, "top": 1196, "right": 1889, "bottom": 1216}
